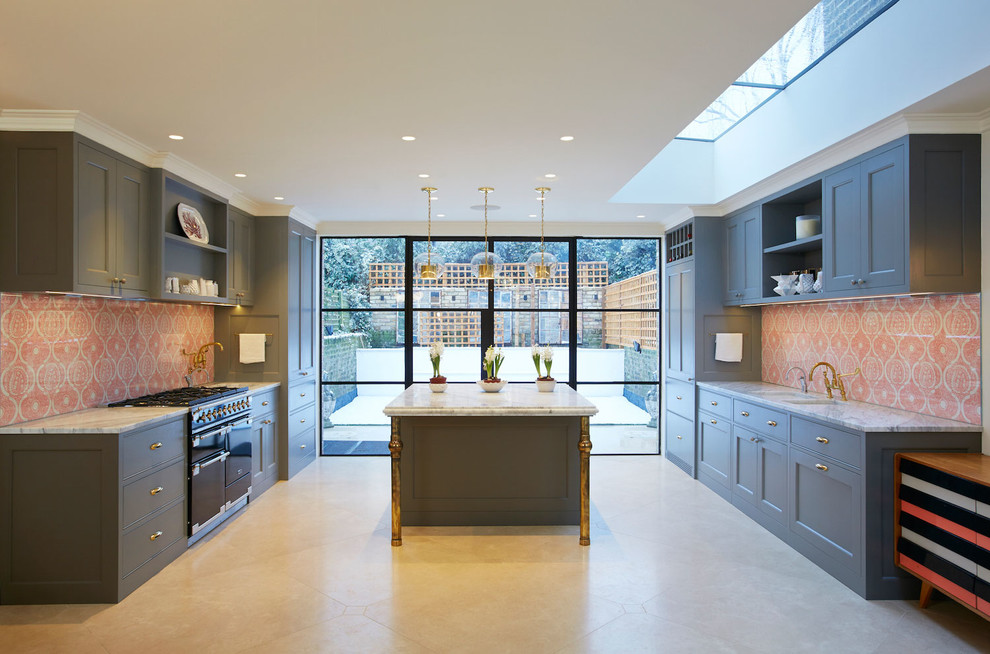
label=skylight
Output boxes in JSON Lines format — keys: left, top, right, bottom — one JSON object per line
{"left": 677, "top": 0, "right": 898, "bottom": 142}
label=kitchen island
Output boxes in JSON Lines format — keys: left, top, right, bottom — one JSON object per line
{"left": 383, "top": 383, "right": 598, "bottom": 546}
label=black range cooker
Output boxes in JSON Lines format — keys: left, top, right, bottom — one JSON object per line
{"left": 110, "top": 385, "right": 252, "bottom": 541}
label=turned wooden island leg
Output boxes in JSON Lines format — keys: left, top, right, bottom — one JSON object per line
{"left": 579, "top": 416, "right": 592, "bottom": 546}
{"left": 389, "top": 417, "right": 403, "bottom": 546}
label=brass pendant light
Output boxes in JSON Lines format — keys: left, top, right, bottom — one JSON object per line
{"left": 470, "top": 186, "right": 504, "bottom": 279}
{"left": 525, "top": 187, "right": 558, "bottom": 280}
{"left": 413, "top": 186, "right": 445, "bottom": 280}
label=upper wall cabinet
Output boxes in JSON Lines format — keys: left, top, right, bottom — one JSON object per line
{"left": 227, "top": 207, "right": 255, "bottom": 306}
{"left": 0, "top": 132, "right": 152, "bottom": 297}
{"left": 723, "top": 134, "right": 980, "bottom": 305}
{"left": 723, "top": 206, "right": 762, "bottom": 304}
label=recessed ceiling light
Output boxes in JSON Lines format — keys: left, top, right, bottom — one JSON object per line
{"left": 560, "top": 136, "right": 574, "bottom": 141}
{"left": 636, "top": 214, "right": 646, "bottom": 218}
{"left": 168, "top": 134, "right": 184, "bottom": 140}
{"left": 402, "top": 136, "right": 416, "bottom": 141}
{"left": 437, "top": 214, "right": 445, "bottom": 218}
{"left": 274, "top": 196, "right": 285, "bottom": 201}
{"left": 528, "top": 214, "right": 537, "bottom": 218}
{"left": 544, "top": 173, "right": 556, "bottom": 178}
{"left": 234, "top": 173, "right": 247, "bottom": 178}
{"left": 418, "top": 173, "right": 430, "bottom": 178}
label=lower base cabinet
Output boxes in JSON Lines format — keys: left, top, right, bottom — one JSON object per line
{"left": 250, "top": 387, "right": 279, "bottom": 498}
{"left": 690, "top": 384, "right": 981, "bottom": 599}
{"left": 665, "top": 410, "right": 696, "bottom": 476}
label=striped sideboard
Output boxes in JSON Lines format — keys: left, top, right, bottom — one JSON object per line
{"left": 895, "top": 452, "right": 990, "bottom": 619}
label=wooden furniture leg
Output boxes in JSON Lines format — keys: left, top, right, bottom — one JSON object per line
{"left": 919, "top": 581, "right": 934, "bottom": 608}
{"left": 389, "top": 417, "right": 402, "bottom": 546}
{"left": 579, "top": 416, "right": 592, "bottom": 546}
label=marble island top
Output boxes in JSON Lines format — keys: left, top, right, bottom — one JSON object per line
{"left": 383, "top": 383, "right": 599, "bottom": 417}
{"left": 698, "top": 381, "right": 981, "bottom": 433}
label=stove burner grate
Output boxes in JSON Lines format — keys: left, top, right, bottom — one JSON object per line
{"left": 108, "top": 386, "right": 246, "bottom": 408}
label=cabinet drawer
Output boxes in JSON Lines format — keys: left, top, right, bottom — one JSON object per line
{"left": 665, "top": 379, "right": 695, "bottom": 419}
{"left": 288, "top": 379, "right": 317, "bottom": 415}
{"left": 121, "top": 500, "right": 185, "bottom": 578}
{"left": 733, "top": 399, "right": 787, "bottom": 441}
{"left": 122, "top": 458, "right": 185, "bottom": 528}
{"left": 665, "top": 410, "right": 695, "bottom": 466}
{"left": 697, "top": 388, "right": 731, "bottom": 420}
{"left": 289, "top": 404, "right": 317, "bottom": 439}
{"left": 252, "top": 388, "right": 278, "bottom": 417}
{"left": 289, "top": 424, "right": 317, "bottom": 474}
{"left": 121, "top": 419, "right": 184, "bottom": 480}
{"left": 791, "top": 417, "right": 861, "bottom": 468}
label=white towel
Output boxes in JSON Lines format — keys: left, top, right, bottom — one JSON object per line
{"left": 239, "top": 333, "right": 267, "bottom": 364}
{"left": 714, "top": 333, "right": 743, "bottom": 363}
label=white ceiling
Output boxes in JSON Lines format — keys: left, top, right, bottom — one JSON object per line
{"left": 0, "top": 0, "right": 818, "bottom": 225}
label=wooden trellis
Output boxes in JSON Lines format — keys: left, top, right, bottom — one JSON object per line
{"left": 369, "top": 261, "right": 608, "bottom": 288}
{"left": 602, "top": 270, "right": 659, "bottom": 350}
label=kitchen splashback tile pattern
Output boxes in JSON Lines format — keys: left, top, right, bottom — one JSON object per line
{"left": 0, "top": 293, "right": 214, "bottom": 426}
{"left": 762, "top": 294, "right": 981, "bottom": 424}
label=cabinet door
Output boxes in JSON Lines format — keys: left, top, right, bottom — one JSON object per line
{"left": 859, "top": 146, "right": 906, "bottom": 291}
{"left": 227, "top": 209, "right": 254, "bottom": 304}
{"left": 731, "top": 426, "right": 759, "bottom": 506}
{"left": 724, "top": 208, "right": 761, "bottom": 303}
{"left": 697, "top": 413, "right": 730, "bottom": 489}
{"left": 263, "top": 417, "right": 277, "bottom": 480}
{"left": 113, "top": 160, "right": 150, "bottom": 293}
{"left": 789, "top": 447, "right": 862, "bottom": 572}
{"left": 288, "top": 226, "right": 317, "bottom": 377}
{"left": 822, "top": 163, "right": 861, "bottom": 294}
{"left": 250, "top": 421, "right": 265, "bottom": 487}
{"left": 664, "top": 261, "right": 694, "bottom": 381}
{"left": 76, "top": 144, "right": 116, "bottom": 290}
{"left": 665, "top": 410, "right": 695, "bottom": 475}
{"left": 757, "top": 436, "right": 787, "bottom": 525}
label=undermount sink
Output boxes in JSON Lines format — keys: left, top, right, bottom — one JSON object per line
{"left": 782, "top": 397, "right": 837, "bottom": 405}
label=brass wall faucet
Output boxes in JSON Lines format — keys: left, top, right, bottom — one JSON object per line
{"left": 182, "top": 341, "right": 224, "bottom": 385}
{"left": 809, "top": 361, "right": 860, "bottom": 401}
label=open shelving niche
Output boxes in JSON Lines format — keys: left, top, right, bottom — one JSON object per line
{"left": 159, "top": 172, "right": 232, "bottom": 304}
{"left": 760, "top": 179, "right": 823, "bottom": 298}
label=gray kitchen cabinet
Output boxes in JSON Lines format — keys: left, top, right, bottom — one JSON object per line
{"left": 723, "top": 207, "right": 762, "bottom": 304}
{"left": 250, "top": 386, "right": 279, "bottom": 497}
{"left": 227, "top": 206, "right": 255, "bottom": 305}
{"left": 0, "top": 132, "right": 152, "bottom": 297}
{"left": 697, "top": 410, "right": 731, "bottom": 495}
{"left": 0, "top": 416, "right": 187, "bottom": 604}
{"left": 214, "top": 217, "right": 320, "bottom": 481}
{"left": 662, "top": 218, "right": 761, "bottom": 478}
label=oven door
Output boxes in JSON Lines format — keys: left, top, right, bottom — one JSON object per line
{"left": 190, "top": 450, "right": 227, "bottom": 536}
{"left": 190, "top": 423, "right": 228, "bottom": 465}
{"left": 225, "top": 417, "right": 252, "bottom": 504}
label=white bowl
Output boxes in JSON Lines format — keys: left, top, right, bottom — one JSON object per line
{"left": 477, "top": 379, "right": 507, "bottom": 393}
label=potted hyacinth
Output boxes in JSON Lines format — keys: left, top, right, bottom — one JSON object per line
{"left": 532, "top": 345, "right": 556, "bottom": 392}
{"left": 478, "top": 345, "right": 506, "bottom": 392}
{"left": 428, "top": 341, "right": 447, "bottom": 393}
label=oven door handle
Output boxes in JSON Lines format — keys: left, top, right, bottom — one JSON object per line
{"left": 191, "top": 451, "right": 228, "bottom": 476}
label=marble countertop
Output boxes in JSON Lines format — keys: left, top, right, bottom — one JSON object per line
{"left": 0, "top": 407, "right": 189, "bottom": 434}
{"left": 383, "top": 383, "right": 599, "bottom": 417}
{"left": 697, "top": 381, "right": 982, "bottom": 433}
{"left": 208, "top": 381, "right": 280, "bottom": 393}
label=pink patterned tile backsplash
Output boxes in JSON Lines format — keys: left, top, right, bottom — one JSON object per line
{"left": 762, "top": 294, "right": 981, "bottom": 424}
{"left": 0, "top": 293, "right": 214, "bottom": 426}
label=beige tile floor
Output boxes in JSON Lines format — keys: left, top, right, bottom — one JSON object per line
{"left": 2, "top": 455, "right": 989, "bottom": 653}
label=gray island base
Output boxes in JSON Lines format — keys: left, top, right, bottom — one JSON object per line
{"left": 383, "top": 384, "right": 599, "bottom": 546}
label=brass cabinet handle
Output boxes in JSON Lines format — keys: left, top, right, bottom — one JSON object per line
{"left": 767, "top": 420, "right": 777, "bottom": 427}
{"left": 749, "top": 436, "right": 756, "bottom": 442}
{"left": 300, "top": 443, "right": 307, "bottom": 449}
{"left": 150, "top": 530, "right": 163, "bottom": 541}
{"left": 676, "top": 435, "right": 683, "bottom": 440}
{"left": 816, "top": 436, "right": 829, "bottom": 444}
{"left": 740, "top": 411, "right": 750, "bottom": 417}
{"left": 150, "top": 441, "right": 163, "bottom": 450}
{"left": 300, "top": 392, "right": 306, "bottom": 397}
{"left": 710, "top": 419, "right": 717, "bottom": 425}
{"left": 262, "top": 401, "right": 269, "bottom": 406}
{"left": 150, "top": 486, "right": 164, "bottom": 496}
{"left": 300, "top": 371, "right": 309, "bottom": 376}
{"left": 710, "top": 401, "right": 718, "bottom": 406}
{"left": 815, "top": 463, "right": 829, "bottom": 472}
{"left": 675, "top": 395, "right": 682, "bottom": 400}
{"left": 300, "top": 418, "right": 306, "bottom": 423}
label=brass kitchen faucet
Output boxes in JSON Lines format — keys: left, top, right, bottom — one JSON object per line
{"left": 182, "top": 341, "right": 224, "bottom": 385}
{"left": 809, "top": 361, "right": 860, "bottom": 401}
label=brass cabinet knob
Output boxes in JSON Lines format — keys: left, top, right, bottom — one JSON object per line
{"left": 262, "top": 401, "right": 269, "bottom": 406}
{"left": 300, "top": 371, "right": 309, "bottom": 376}
{"left": 815, "top": 463, "right": 829, "bottom": 472}
{"left": 150, "top": 486, "right": 164, "bottom": 496}
{"left": 767, "top": 420, "right": 777, "bottom": 427}
{"left": 711, "top": 401, "right": 718, "bottom": 406}
{"left": 750, "top": 436, "right": 756, "bottom": 442}
{"left": 120, "top": 278, "right": 126, "bottom": 285}
{"left": 816, "top": 436, "right": 829, "bottom": 444}
{"left": 300, "top": 418, "right": 306, "bottom": 423}
{"left": 676, "top": 435, "right": 683, "bottom": 440}
{"left": 740, "top": 411, "right": 750, "bottom": 417}
{"left": 300, "top": 392, "right": 306, "bottom": 397}
{"left": 150, "top": 530, "right": 163, "bottom": 541}
{"left": 300, "top": 443, "right": 307, "bottom": 449}
{"left": 675, "top": 395, "right": 682, "bottom": 400}
{"left": 710, "top": 419, "right": 717, "bottom": 425}
{"left": 150, "top": 441, "right": 163, "bottom": 450}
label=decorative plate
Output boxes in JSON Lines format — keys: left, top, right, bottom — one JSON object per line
{"left": 177, "top": 203, "right": 209, "bottom": 244}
